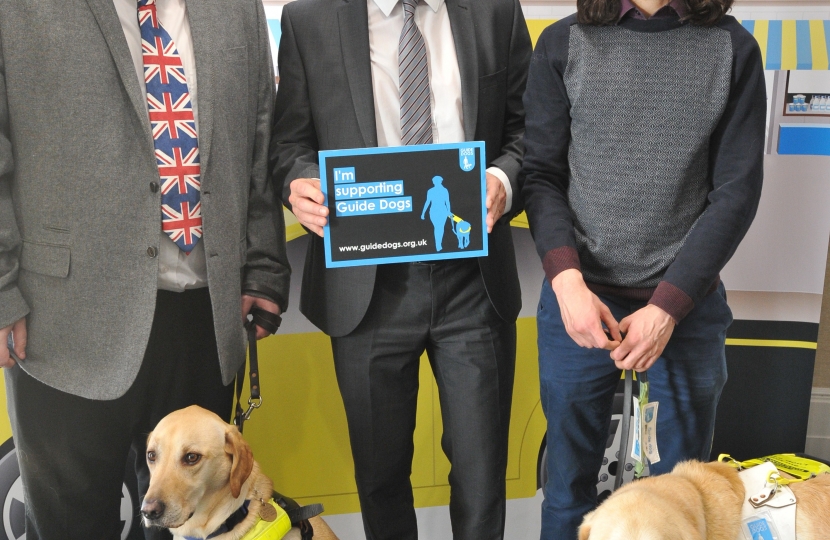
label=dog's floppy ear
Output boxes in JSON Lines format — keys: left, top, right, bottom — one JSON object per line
{"left": 578, "top": 511, "right": 594, "bottom": 540}
{"left": 224, "top": 427, "right": 254, "bottom": 498}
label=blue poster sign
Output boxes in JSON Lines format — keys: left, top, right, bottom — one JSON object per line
{"left": 319, "top": 142, "right": 488, "bottom": 268}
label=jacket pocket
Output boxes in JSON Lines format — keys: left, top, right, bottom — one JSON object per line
{"left": 479, "top": 68, "right": 507, "bottom": 90}
{"left": 20, "top": 241, "right": 71, "bottom": 278}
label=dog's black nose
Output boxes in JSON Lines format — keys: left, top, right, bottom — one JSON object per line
{"left": 141, "top": 499, "right": 166, "bottom": 520}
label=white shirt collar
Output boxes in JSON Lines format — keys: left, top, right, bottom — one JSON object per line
{"left": 372, "top": 0, "right": 444, "bottom": 18}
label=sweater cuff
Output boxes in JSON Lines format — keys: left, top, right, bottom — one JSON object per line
{"left": 542, "top": 246, "right": 581, "bottom": 283}
{"left": 648, "top": 281, "right": 694, "bottom": 323}
{"left": 242, "top": 282, "right": 287, "bottom": 314}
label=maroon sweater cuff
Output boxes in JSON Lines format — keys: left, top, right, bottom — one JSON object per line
{"left": 648, "top": 281, "right": 694, "bottom": 322}
{"left": 542, "top": 246, "right": 581, "bottom": 283}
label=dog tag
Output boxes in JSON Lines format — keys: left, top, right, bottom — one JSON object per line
{"left": 259, "top": 502, "right": 278, "bottom": 522}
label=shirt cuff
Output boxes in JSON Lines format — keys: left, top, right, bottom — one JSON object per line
{"left": 486, "top": 166, "right": 512, "bottom": 214}
{"left": 542, "top": 246, "right": 581, "bottom": 283}
{"left": 648, "top": 281, "right": 694, "bottom": 323}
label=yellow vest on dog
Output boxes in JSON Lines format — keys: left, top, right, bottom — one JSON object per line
{"left": 241, "top": 500, "right": 292, "bottom": 540}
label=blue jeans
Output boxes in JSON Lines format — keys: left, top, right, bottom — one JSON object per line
{"left": 537, "top": 280, "right": 732, "bottom": 540}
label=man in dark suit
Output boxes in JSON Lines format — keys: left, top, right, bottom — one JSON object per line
{"left": 271, "top": 1, "right": 530, "bottom": 538}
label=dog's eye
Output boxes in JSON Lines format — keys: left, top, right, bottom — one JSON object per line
{"left": 147, "top": 451, "right": 156, "bottom": 463}
{"left": 183, "top": 453, "right": 201, "bottom": 465}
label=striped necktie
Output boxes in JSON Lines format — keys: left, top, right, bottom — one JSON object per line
{"left": 399, "top": 0, "right": 433, "bottom": 145}
{"left": 138, "top": 0, "right": 203, "bottom": 252}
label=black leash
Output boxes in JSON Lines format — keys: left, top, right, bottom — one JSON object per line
{"left": 228, "top": 309, "right": 322, "bottom": 540}
{"left": 233, "top": 307, "right": 282, "bottom": 433}
{"left": 614, "top": 370, "right": 634, "bottom": 490}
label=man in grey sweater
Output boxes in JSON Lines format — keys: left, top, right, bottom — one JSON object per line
{"left": 521, "top": 0, "right": 766, "bottom": 537}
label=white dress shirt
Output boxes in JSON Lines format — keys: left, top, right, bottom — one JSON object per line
{"left": 114, "top": 0, "right": 208, "bottom": 291}
{"left": 368, "top": 0, "right": 513, "bottom": 211}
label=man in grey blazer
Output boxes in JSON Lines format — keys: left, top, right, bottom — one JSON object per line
{"left": 0, "top": 0, "right": 288, "bottom": 538}
{"left": 272, "top": 1, "right": 530, "bottom": 538}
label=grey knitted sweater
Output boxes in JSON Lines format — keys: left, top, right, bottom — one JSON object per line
{"left": 522, "top": 14, "right": 766, "bottom": 320}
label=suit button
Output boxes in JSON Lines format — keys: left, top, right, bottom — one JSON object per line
{"left": 150, "top": 182, "right": 159, "bottom": 193}
{"left": 147, "top": 246, "right": 158, "bottom": 258}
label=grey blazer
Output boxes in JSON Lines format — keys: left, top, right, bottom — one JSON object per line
{"left": 272, "top": 0, "right": 532, "bottom": 337}
{"left": 0, "top": 0, "right": 290, "bottom": 400}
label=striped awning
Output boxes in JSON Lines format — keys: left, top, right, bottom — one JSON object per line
{"left": 527, "top": 19, "right": 830, "bottom": 70}
{"left": 741, "top": 20, "right": 830, "bottom": 70}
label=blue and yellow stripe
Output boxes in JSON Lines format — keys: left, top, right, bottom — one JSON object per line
{"left": 740, "top": 20, "right": 830, "bottom": 70}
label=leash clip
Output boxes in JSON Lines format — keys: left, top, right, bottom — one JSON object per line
{"left": 234, "top": 307, "right": 274, "bottom": 433}
{"left": 242, "top": 396, "right": 263, "bottom": 422}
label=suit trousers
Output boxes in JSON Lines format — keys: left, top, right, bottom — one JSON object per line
{"left": 331, "top": 260, "right": 516, "bottom": 540}
{"left": 537, "top": 280, "right": 732, "bottom": 540}
{"left": 5, "top": 288, "right": 234, "bottom": 540}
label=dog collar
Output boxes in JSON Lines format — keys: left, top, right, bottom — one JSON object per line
{"left": 183, "top": 499, "right": 291, "bottom": 540}
{"left": 183, "top": 500, "right": 250, "bottom": 540}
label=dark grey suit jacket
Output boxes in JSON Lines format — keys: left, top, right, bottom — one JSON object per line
{"left": 272, "top": 0, "right": 531, "bottom": 337}
{"left": 0, "top": 0, "right": 290, "bottom": 399}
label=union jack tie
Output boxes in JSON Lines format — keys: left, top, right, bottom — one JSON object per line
{"left": 138, "top": 0, "right": 202, "bottom": 252}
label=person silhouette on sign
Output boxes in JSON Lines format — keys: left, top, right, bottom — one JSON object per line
{"left": 421, "top": 176, "right": 452, "bottom": 252}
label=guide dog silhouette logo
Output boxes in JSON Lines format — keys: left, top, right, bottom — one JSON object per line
{"left": 452, "top": 215, "right": 471, "bottom": 249}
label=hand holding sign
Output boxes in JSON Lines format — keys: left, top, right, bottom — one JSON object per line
{"left": 485, "top": 173, "right": 506, "bottom": 233}
{"left": 288, "top": 178, "right": 328, "bottom": 237}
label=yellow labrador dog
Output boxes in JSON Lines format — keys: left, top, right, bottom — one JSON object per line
{"left": 578, "top": 460, "right": 830, "bottom": 540}
{"left": 141, "top": 405, "right": 338, "bottom": 540}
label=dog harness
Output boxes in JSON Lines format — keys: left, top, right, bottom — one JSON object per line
{"left": 183, "top": 499, "right": 291, "bottom": 540}
{"left": 736, "top": 462, "right": 796, "bottom": 540}
{"left": 239, "top": 499, "right": 292, "bottom": 540}
{"left": 720, "top": 454, "right": 830, "bottom": 540}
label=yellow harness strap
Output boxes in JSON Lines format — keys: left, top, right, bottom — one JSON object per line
{"left": 719, "top": 453, "right": 830, "bottom": 485}
{"left": 240, "top": 500, "right": 292, "bottom": 540}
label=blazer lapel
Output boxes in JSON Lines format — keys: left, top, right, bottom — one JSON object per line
{"left": 338, "top": 0, "right": 378, "bottom": 147}
{"left": 85, "top": 0, "right": 154, "bottom": 151}
{"left": 185, "top": 1, "right": 216, "bottom": 181}
{"left": 446, "top": 0, "right": 478, "bottom": 141}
